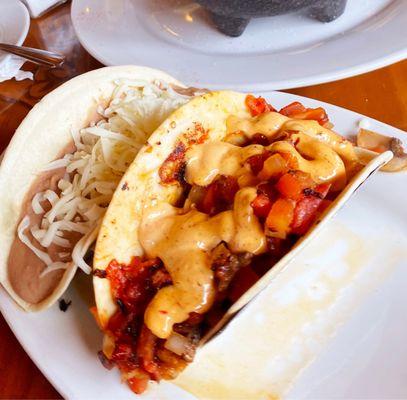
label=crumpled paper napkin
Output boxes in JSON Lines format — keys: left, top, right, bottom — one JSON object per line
{"left": 0, "top": 54, "right": 33, "bottom": 83}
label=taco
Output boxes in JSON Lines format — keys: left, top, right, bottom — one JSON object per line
{"left": 92, "top": 92, "right": 392, "bottom": 393}
{"left": 0, "top": 65, "right": 195, "bottom": 311}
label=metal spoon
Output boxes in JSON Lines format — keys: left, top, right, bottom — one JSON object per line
{"left": 0, "top": 43, "right": 65, "bottom": 68}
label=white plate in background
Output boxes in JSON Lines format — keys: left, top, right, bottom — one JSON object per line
{"left": 0, "top": 0, "right": 30, "bottom": 67}
{"left": 0, "top": 90, "right": 406, "bottom": 399}
{"left": 71, "top": 0, "right": 407, "bottom": 91}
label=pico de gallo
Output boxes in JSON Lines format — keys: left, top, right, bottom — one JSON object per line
{"left": 94, "top": 95, "right": 349, "bottom": 394}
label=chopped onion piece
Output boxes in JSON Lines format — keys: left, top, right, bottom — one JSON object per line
{"left": 164, "top": 332, "right": 196, "bottom": 361}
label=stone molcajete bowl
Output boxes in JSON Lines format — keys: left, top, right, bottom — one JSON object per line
{"left": 196, "top": 0, "right": 348, "bottom": 37}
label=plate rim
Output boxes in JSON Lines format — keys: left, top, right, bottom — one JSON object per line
{"left": 70, "top": 0, "right": 407, "bottom": 91}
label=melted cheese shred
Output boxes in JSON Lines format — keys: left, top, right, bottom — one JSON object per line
{"left": 226, "top": 112, "right": 289, "bottom": 139}
{"left": 270, "top": 133, "right": 347, "bottom": 190}
{"left": 185, "top": 142, "right": 264, "bottom": 186}
{"left": 140, "top": 188, "right": 266, "bottom": 339}
{"left": 284, "top": 119, "right": 358, "bottom": 165}
{"left": 227, "top": 112, "right": 358, "bottom": 166}
{"left": 187, "top": 134, "right": 347, "bottom": 190}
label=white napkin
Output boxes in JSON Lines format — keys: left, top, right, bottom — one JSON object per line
{"left": 0, "top": 55, "right": 33, "bottom": 83}
{"left": 21, "top": 0, "right": 65, "bottom": 18}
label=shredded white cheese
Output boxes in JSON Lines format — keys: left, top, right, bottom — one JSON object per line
{"left": 31, "top": 193, "right": 45, "bottom": 214}
{"left": 20, "top": 79, "right": 191, "bottom": 276}
{"left": 40, "top": 155, "right": 72, "bottom": 172}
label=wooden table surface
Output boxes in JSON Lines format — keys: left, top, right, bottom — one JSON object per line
{"left": 0, "top": 3, "right": 406, "bottom": 399}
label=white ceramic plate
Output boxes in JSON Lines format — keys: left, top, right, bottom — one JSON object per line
{"left": 0, "top": 0, "right": 30, "bottom": 67}
{"left": 1, "top": 91, "right": 406, "bottom": 399}
{"left": 71, "top": 0, "right": 407, "bottom": 91}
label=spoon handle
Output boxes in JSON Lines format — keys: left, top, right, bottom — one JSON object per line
{"left": 0, "top": 43, "right": 65, "bottom": 68}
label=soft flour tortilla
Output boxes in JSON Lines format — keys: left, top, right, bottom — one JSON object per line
{"left": 0, "top": 65, "right": 183, "bottom": 312}
{"left": 93, "top": 90, "right": 391, "bottom": 328}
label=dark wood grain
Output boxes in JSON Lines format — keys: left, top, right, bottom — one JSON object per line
{"left": 0, "top": 2, "right": 405, "bottom": 399}
{"left": 287, "top": 60, "right": 407, "bottom": 132}
{"left": 0, "top": 314, "right": 61, "bottom": 399}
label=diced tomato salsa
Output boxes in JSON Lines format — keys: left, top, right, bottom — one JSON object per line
{"left": 245, "top": 95, "right": 330, "bottom": 126}
{"left": 245, "top": 94, "right": 276, "bottom": 116}
{"left": 279, "top": 101, "right": 329, "bottom": 126}
{"left": 95, "top": 257, "right": 188, "bottom": 393}
{"left": 199, "top": 175, "right": 239, "bottom": 215}
{"left": 251, "top": 158, "right": 331, "bottom": 238}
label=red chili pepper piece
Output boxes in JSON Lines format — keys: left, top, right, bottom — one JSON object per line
{"left": 266, "top": 198, "right": 296, "bottom": 236}
{"left": 293, "top": 108, "right": 329, "bottom": 126}
{"left": 200, "top": 175, "right": 239, "bottom": 215}
{"left": 279, "top": 101, "right": 329, "bottom": 126}
{"left": 128, "top": 376, "right": 149, "bottom": 394}
{"left": 250, "top": 194, "right": 272, "bottom": 218}
{"left": 276, "top": 171, "right": 314, "bottom": 201}
{"left": 245, "top": 94, "right": 276, "bottom": 116}
{"left": 246, "top": 151, "right": 271, "bottom": 175}
{"left": 279, "top": 101, "right": 307, "bottom": 116}
{"left": 291, "top": 183, "right": 331, "bottom": 235}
